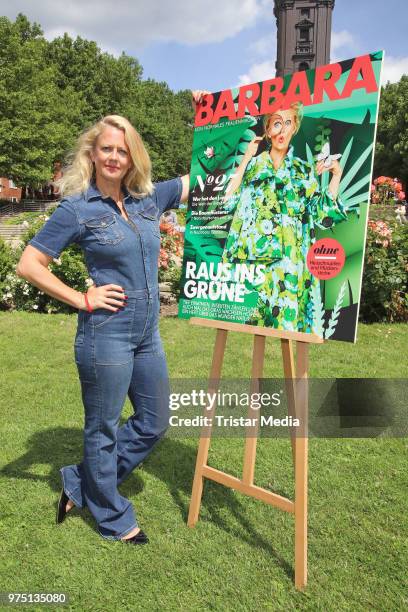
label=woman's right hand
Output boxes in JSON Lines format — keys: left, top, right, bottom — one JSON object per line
{"left": 222, "top": 137, "right": 263, "bottom": 203}
{"left": 192, "top": 90, "right": 211, "bottom": 112}
{"left": 84, "top": 284, "right": 126, "bottom": 312}
{"left": 245, "top": 137, "right": 263, "bottom": 160}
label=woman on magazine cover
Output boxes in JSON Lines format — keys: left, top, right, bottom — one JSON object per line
{"left": 222, "top": 103, "right": 346, "bottom": 333}
{"left": 17, "top": 95, "right": 203, "bottom": 545}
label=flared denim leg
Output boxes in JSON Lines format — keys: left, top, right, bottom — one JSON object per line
{"left": 62, "top": 358, "right": 139, "bottom": 539}
{"left": 116, "top": 325, "right": 170, "bottom": 485}
{"left": 60, "top": 293, "right": 168, "bottom": 540}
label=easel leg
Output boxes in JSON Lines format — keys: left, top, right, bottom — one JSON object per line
{"left": 281, "top": 339, "right": 296, "bottom": 468}
{"left": 187, "top": 329, "right": 228, "bottom": 527}
{"left": 294, "top": 341, "right": 309, "bottom": 591}
{"left": 242, "top": 335, "right": 265, "bottom": 485}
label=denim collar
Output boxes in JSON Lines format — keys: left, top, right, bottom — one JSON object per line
{"left": 85, "top": 181, "right": 132, "bottom": 203}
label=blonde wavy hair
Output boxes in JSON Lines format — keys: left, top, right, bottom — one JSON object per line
{"left": 56, "top": 115, "right": 153, "bottom": 198}
{"left": 263, "top": 102, "right": 304, "bottom": 140}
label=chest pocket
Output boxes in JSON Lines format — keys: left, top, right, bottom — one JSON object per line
{"left": 84, "top": 213, "right": 124, "bottom": 245}
{"left": 137, "top": 201, "right": 160, "bottom": 237}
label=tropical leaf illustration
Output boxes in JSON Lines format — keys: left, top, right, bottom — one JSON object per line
{"left": 219, "top": 127, "right": 257, "bottom": 177}
{"left": 305, "top": 143, "right": 314, "bottom": 167}
{"left": 340, "top": 194, "right": 368, "bottom": 211}
{"left": 340, "top": 142, "right": 373, "bottom": 193}
{"left": 324, "top": 282, "right": 346, "bottom": 339}
{"left": 339, "top": 136, "right": 354, "bottom": 172}
{"left": 191, "top": 120, "right": 257, "bottom": 182}
{"left": 211, "top": 230, "right": 228, "bottom": 238}
{"left": 183, "top": 236, "right": 223, "bottom": 266}
{"left": 197, "top": 157, "right": 214, "bottom": 175}
{"left": 341, "top": 171, "right": 372, "bottom": 202}
{"left": 321, "top": 164, "right": 329, "bottom": 190}
{"left": 334, "top": 140, "right": 373, "bottom": 213}
{"left": 220, "top": 154, "right": 244, "bottom": 170}
{"left": 301, "top": 120, "right": 373, "bottom": 215}
{"left": 311, "top": 283, "right": 325, "bottom": 337}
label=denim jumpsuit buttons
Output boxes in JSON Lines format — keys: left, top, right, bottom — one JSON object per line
{"left": 29, "top": 177, "right": 182, "bottom": 539}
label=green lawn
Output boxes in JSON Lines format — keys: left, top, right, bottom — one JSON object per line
{"left": 0, "top": 312, "right": 407, "bottom": 611}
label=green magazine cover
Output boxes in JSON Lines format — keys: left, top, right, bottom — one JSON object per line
{"left": 178, "top": 52, "right": 383, "bottom": 342}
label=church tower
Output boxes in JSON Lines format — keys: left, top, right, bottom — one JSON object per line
{"left": 274, "top": 0, "right": 335, "bottom": 77}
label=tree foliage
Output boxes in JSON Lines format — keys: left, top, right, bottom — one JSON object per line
{"left": 0, "top": 15, "right": 81, "bottom": 184}
{"left": 0, "top": 14, "right": 194, "bottom": 188}
{"left": 46, "top": 35, "right": 143, "bottom": 126}
{"left": 375, "top": 76, "right": 408, "bottom": 186}
{"left": 125, "top": 81, "right": 194, "bottom": 181}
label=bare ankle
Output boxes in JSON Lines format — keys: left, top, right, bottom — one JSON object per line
{"left": 121, "top": 527, "right": 141, "bottom": 541}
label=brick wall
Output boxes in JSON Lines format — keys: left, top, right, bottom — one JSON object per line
{"left": 0, "top": 177, "right": 22, "bottom": 202}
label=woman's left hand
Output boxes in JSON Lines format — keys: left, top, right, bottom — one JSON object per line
{"left": 316, "top": 158, "right": 343, "bottom": 178}
{"left": 192, "top": 90, "right": 211, "bottom": 112}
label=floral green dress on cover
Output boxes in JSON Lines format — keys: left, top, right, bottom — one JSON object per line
{"left": 222, "top": 146, "right": 347, "bottom": 332}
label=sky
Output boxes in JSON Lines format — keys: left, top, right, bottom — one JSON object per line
{"left": 1, "top": 0, "right": 407, "bottom": 92}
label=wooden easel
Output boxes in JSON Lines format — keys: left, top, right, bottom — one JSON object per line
{"left": 187, "top": 317, "right": 323, "bottom": 591}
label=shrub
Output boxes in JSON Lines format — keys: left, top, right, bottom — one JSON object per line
{"left": 164, "top": 264, "right": 183, "bottom": 301}
{"left": 371, "top": 176, "right": 405, "bottom": 205}
{"left": 361, "top": 220, "right": 408, "bottom": 322}
{"left": 0, "top": 238, "right": 18, "bottom": 308}
{"left": 0, "top": 212, "right": 89, "bottom": 313}
{"left": 157, "top": 221, "right": 184, "bottom": 300}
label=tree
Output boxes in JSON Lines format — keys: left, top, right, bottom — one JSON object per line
{"left": 375, "top": 76, "right": 408, "bottom": 187}
{"left": 0, "top": 14, "right": 194, "bottom": 189}
{"left": 47, "top": 35, "right": 143, "bottom": 127}
{"left": 47, "top": 36, "right": 194, "bottom": 180}
{"left": 125, "top": 80, "right": 194, "bottom": 181}
{"left": 0, "top": 15, "right": 82, "bottom": 185}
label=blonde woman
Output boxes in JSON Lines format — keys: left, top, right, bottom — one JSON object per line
{"left": 17, "top": 100, "right": 203, "bottom": 544}
{"left": 222, "top": 103, "right": 346, "bottom": 332}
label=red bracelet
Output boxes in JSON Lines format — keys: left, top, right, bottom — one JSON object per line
{"left": 84, "top": 292, "right": 93, "bottom": 313}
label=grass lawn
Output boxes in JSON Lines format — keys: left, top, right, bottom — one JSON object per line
{"left": 0, "top": 312, "right": 407, "bottom": 611}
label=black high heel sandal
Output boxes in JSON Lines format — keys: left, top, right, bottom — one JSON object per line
{"left": 121, "top": 529, "right": 149, "bottom": 545}
{"left": 56, "top": 489, "right": 73, "bottom": 524}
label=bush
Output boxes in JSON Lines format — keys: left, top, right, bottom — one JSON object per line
{"left": 360, "top": 220, "right": 408, "bottom": 322}
{"left": 371, "top": 176, "right": 405, "bottom": 205}
{"left": 158, "top": 221, "right": 184, "bottom": 298}
{"left": 164, "top": 264, "right": 183, "bottom": 301}
{"left": 0, "top": 213, "right": 89, "bottom": 314}
{"left": 0, "top": 238, "right": 18, "bottom": 308}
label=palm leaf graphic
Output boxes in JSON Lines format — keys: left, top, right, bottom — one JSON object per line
{"left": 324, "top": 282, "right": 346, "bottom": 339}
{"left": 341, "top": 173, "right": 372, "bottom": 202}
{"left": 311, "top": 284, "right": 325, "bottom": 337}
{"left": 340, "top": 142, "right": 373, "bottom": 193}
{"left": 339, "top": 136, "right": 354, "bottom": 172}
{"left": 306, "top": 142, "right": 315, "bottom": 167}
{"left": 183, "top": 240, "right": 223, "bottom": 267}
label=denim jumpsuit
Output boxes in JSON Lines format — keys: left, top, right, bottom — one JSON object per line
{"left": 29, "top": 178, "right": 182, "bottom": 539}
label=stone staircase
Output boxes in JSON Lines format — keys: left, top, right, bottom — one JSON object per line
{"left": 0, "top": 225, "right": 27, "bottom": 238}
{"left": 0, "top": 200, "right": 57, "bottom": 246}
{"left": 159, "top": 282, "right": 176, "bottom": 304}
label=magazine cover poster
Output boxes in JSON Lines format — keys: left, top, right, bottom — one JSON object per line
{"left": 178, "top": 52, "right": 383, "bottom": 342}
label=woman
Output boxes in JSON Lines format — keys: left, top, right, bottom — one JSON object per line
{"left": 222, "top": 103, "right": 346, "bottom": 333}
{"left": 17, "top": 98, "right": 202, "bottom": 544}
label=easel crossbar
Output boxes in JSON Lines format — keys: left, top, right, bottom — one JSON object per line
{"left": 202, "top": 465, "right": 295, "bottom": 513}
